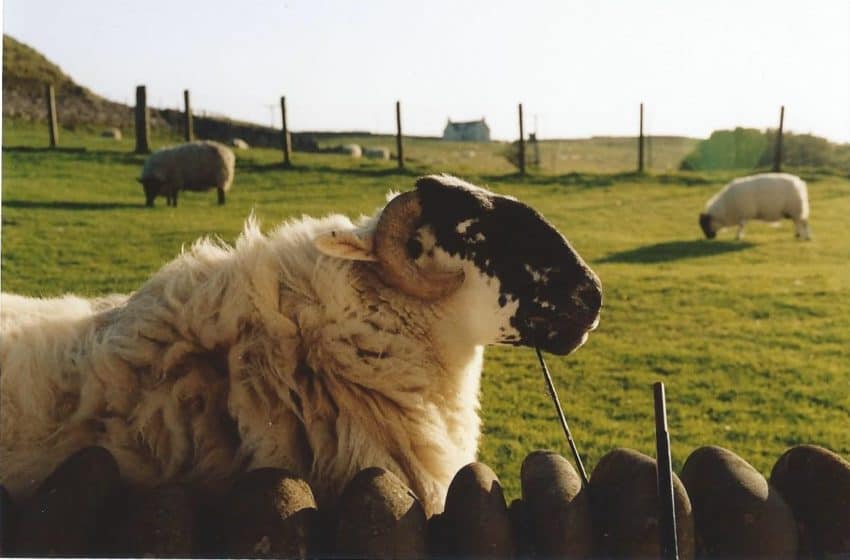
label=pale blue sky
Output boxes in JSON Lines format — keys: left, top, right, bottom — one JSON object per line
{"left": 4, "top": 0, "right": 849, "bottom": 142}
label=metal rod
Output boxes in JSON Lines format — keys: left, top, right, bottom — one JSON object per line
{"left": 534, "top": 345, "right": 589, "bottom": 486}
{"left": 654, "top": 382, "right": 679, "bottom": 560}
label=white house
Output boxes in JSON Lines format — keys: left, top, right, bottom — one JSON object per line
{"left": 442, "top": 118, "right": 491, "bottom": 142}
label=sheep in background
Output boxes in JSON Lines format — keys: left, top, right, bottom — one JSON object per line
{"left": 101, "top": 128, "right": 122, "bottom": 140}
{"left": 363, "top": 147, "right": 390, "bottom": 160}
{"left": 339, "top": 144, "right": 362, "bottom": 158}
{"left": 699, "top": 173, "right": 811, "bottom": 240}
{"left": 0, "top": 174, "right": 602, "bottom": 516}
{"left": 139, "top": 141, "right": 235, "bottom": 207}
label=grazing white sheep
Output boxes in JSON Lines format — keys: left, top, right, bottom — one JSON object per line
{"left": 101, "top": 128, "right": 122, "bottom": 140}
{"left": 363, "top": 147, "right": 390, "bottom": 160}
{"left": 0, "top": 174, "right": 602, "bottom": 516}
{"left": 339, "top": 144, "right": 362, "bottom": 158}
{"left": 699, "top": 173, "right": 811, "bottom": 240}
{"left": 139, "top": 141, "right": 236, "bottom": 207}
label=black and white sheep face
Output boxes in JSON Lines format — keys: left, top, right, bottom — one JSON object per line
{"left": 314, "top": 175, "right": 602, "bottom": 356}
{"left": 413, "top": 176, "right": 602, "bottom": 355}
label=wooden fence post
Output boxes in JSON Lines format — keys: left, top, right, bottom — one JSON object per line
{"left": 45, "top": 84, "right": 58, "bottom": 148}
{"left": 396, "top": 100, "right": 404, "bottom": 169}
{"left": 134, "top": 85, "right": 150, "bottom": 154}
{"left": 773, "top": 105, "right": 785, "bottom": 172}
{"left": 518, "top": 103, "right": 526, "bottom": 176}
{"left": 183, "top": 89, "right": 194, "bottom": 142}
{"left": 638, "top": 102, "right": 645, "bottom": 173}
{"left": 280, "top": 96, "right": 292, "bottom": 168}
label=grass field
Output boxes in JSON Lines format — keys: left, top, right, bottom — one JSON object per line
{"left": 3, "top": 120, "right": 849, "bottom": 500}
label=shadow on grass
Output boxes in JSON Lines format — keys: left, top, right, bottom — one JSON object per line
{"left": 2, "top": 200, "right": 142, "bottom": 211}
{"left": 598, "top": 239, "right": 754, "bottom": 264}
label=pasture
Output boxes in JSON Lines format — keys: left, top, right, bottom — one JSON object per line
{"left": 2, "top": 120, "right": 848, "bottom": 500}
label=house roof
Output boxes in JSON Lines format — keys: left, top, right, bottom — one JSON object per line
{"left": 446, "top": 118, "right": 488, "bottom": 128}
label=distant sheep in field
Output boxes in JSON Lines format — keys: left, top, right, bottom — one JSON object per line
{"left": 230, "top": 138, "right": 250, "bottom": 150}
{"left": 699, "top": 173, "right": 811, "bottom": 240}
{"left": 138, "top": 141, "right": 235, "bottom": 207}
{"left": 363, "top": 147, "right": 390, "bottom": 160}
{"left": 0, "top": 174, "right": 602, "bottom": 516}
{"left": 101, "top": 128, "right": 122, "bottom": 140}
{"left": 339, "top": 144, "right": 362, "bottom": 158}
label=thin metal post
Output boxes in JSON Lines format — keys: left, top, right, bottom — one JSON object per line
{"left": 518, "top": 103, "right": 526, "bottom": 176}
{"left": 654, "top": 382, "right": 679, "bottom": 560}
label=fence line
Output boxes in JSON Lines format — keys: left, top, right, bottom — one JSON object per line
{"left": 38, "top": 82, "right": 792, "bottom": 174}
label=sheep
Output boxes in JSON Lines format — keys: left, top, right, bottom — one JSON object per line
{"left": 699, "top": 173, "right": 811, "bottom": 240}
{"left": 138, "top": 140, "right": 236, "bottom": 207}
{"left": 229, "top": 138, "right": 250, "bottom": 150}
{"left": 101, "top": 128, "right": 122, "bottom": 140}
{"left": 0, "top": 174, "right": 602, "bottom": 516}
{"left": 363, "top": 147, "right": 390, "bottom": 160}
{"left": 338, "top": 144, "right": 362, "bottom": 158}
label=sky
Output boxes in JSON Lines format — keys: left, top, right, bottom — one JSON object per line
{"left": 4, "top": 0, "right": 850, "bottom": 142}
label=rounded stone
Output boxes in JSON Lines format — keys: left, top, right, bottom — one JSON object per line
{"left": 521, "top": 450, "right": 592, "bottom": 558}
{"left": 590, "top": 448, "right": 695, "bottom": 559}
{"left": 442, "top": 462, "right": 516, "bottom": 558}
{"left": 219, "top": 468, "right": 318, "bottom": 559}
{"left": 681, "top": 445, "right": 797, "bottom": 559}
{"left": 13, "top": 446, "right": 122, "bottom": 557}
{"left": 335, "top": 467, "right": 426, "bottom": 559}
{"left": 770, "top": 444, "right": 850, "bottom": 557}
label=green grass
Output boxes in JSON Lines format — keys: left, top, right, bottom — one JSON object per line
{"left": 3, "top": 120, "right": 849, "bottom": 501}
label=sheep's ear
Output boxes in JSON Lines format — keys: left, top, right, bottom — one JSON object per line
{"left": 314, "top": 230, "right": 377, "bottom": 262}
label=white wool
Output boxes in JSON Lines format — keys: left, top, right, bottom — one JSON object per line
{"left": 704, "top": 173, "right": 810, "bottom": 239}
{"left": 0, "top": 212, "right": 489, "bottom": 515}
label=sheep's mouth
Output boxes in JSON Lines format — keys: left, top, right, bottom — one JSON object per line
{"left": 525, "top": 315, "right": 597, "bottom": 355}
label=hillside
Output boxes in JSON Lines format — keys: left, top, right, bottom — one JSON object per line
{"left": 2, "top": 34, "right": 155, "bottom": 129}
{"left": 2, "top": 35, "right": 312, "bottom": 150}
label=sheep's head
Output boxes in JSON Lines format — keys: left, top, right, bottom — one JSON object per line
{"left": 138, "top": 175, "right": 164, "bottom": 207}
{"left": 699, "top": 213, "right": 716, "bottom": 239}
{"left": 315, "top": 174, "right": 602, "bottom": 356}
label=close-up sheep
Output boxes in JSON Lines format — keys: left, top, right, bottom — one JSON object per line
{"left": 0, "top": 174, "right": 602, "bottom": 518}
{"left": 3, "top": 3, "right": 848, "bottom": 556}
